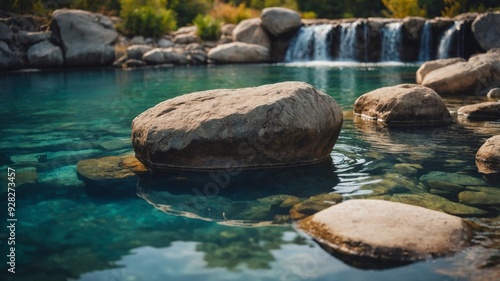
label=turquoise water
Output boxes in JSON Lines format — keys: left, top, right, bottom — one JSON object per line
{"left": 0, "top": 64, "right": 499, "bottom": 280}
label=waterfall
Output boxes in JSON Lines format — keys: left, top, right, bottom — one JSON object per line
{"left": 437, "top": 21, "right": 464, "bottom": 59}
{"left": 284, "top": 24, "right": 333, "bottom": 62}
{"left": 418, "top": 21, "right": 433, "bottom": 62}
{"left": 339, "top": 21, "right": 359, "bottom": 61}
{"left": 381, "top": 22, "right": 402, "bottom": 62}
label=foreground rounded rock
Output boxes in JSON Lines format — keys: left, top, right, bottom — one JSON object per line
{"left": 298, "top": 199, "right": 471, "bottom": 265}
{"left": 131, "top": 82, "right": 343, "bottom": 170}
{"left": 353, "top": 84, "right": 451, "bottom": 125}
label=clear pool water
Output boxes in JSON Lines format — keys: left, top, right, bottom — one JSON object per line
{"left": 0, "top": 63, "right": 499, "bottom": 280}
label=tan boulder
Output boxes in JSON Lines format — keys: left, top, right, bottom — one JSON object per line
{"left": 421, "top": 61, "right": 493, "bottom": 95}
{"left": 298, "top": 199, "right": 471, "bottom": 264}
{"left": 208, "top": 42, "right": 270, "bottom": 63}
{"left": 131, "top": 81, "right": 343, "bottom": 170}
{"left": 476, "top": 135, "right": 500, "bottom": 178}
{"left": 353, "top": 84, "right": 451, "bottom": 125}
{"left": 416, "top": 57, "right": 465, "bottom": 84}
{"left": 472, "top": 12, "right": 500, "bottom": 51}
{"left": 261, "top": 7, "right": 301, "bottom": 37}
{"left": 232, "top": 18, "right": 272, "bottom": 49}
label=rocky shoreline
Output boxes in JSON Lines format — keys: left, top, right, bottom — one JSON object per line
{"left": 1, "top": 8, "right": 499, "bottom": 71}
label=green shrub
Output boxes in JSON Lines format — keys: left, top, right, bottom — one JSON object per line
{"left": 119, "top": 0, "right": 177, "bottom": 38}
{"left": 193, "top": 14, "right": 221, "bottom": 41}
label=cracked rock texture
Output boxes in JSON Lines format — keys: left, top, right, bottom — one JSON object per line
{"left": 131, "top": 81, "right": 343, "bottom": 170}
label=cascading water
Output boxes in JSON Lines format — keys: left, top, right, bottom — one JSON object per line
{"left": 284, "top": 24, "right": 333, "bottom": 62}
{"left": 339, "top": 21, "right": 360, "bottom": 61}
{"left": 381, "top": 22, "right": 403, "bottom": 62}
{"left": 437, "top": 21, "right": 464, "bottom": 59}
{"left": 418, "top": 21, "right": 433, "bottom": 62}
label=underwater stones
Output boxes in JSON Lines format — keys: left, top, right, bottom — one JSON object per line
{"left": 131, "top": 81, "right": 343, "bottom": 170}
{"left": 353, "top": 84, "right": 451, "bottom": 125}
{"left": 208, "top": 42, "right": 270, "bottom": 63}
{"left": 458, "top": 101, "right": 500, "bottom": 120}
{"left": 77, "top": 155, "right": 149, "bottom": 197}
{"left": 289, "top": 193, "right": 343, "bottom": 220}
{"left": 392, "top": 163, "right": 423, "bottom": 176}
{"left": 298, "top": 199, "right": 471, "bottom": 264}
{"left": 372, "top": 193, "right": 487, "bottom": 216}
{"left": 420, "top": 171, "right": 486, "bottom": 187}
{"left": 459, "top": 186, "right": 500, "bottom": 206}
{"left": 260, "top": 7, "right": 301, "bottom": 37}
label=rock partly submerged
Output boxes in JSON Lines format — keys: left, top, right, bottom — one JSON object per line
{"left": 476, "top": 135, "right": 500, "bottom": 183}
{"left": 131, "top": 81, "right": 343, "bottom": 171}
{"left": 353, "top": 84, "right": 451, "bottom": 125}
{"left": 298, "top": 199, "right": 472, "bottom": 268}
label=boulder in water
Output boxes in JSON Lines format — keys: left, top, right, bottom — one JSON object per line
{"left": 353, "top": 84, "right": 451, "bottom": 125}
{"left": 131, "top": 81, "right": 343, "bottom": 170}
{"left": 298, "top": 199, "right": 471, "bottom": 268}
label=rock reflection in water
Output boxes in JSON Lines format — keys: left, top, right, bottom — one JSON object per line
{"left": 137, "top": 161, "right": 339, "bottom": 225}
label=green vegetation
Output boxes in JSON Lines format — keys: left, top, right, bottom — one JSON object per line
{"left": 118, "top": 0, "right": 177, "bottom": 38}
{"left": 193, "top": 14, "right": 221, "bottom": 41}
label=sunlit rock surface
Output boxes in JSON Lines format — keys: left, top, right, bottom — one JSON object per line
{"left": 298, "top": 199, "right": 472, "bottom": 267}
{"left": 132, "top": 81, "right": 343, "bottom": 170}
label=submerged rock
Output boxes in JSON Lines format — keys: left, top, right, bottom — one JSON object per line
{"left": 298, "top": 199, "right": 471, "bottom": 267}
{"left": 420, "top": 171, "right": 486, "bottom": 187}
{"left": 459, "top": 186, "right": 500, "bottom": 206}
{"left": 289, "top": 193, "right": 343, "bottom": 220}
{"left": 131, "top": 81, "right": 343, "bottom": 170}
{"left": 372, "top": 193, "right": 488, "bottom": 216}
{"left": 353, "top": 84, "right": 451, "bottom": 125}
{"left": 77, "top": 155, "right": 149, "bottom": 197}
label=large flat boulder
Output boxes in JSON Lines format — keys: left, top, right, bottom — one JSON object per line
{"left": 51, "top": 9, "right": 118, "bottom": 66}
{"left": 131, "top": 81, "right": 343, "bottom": 170}
{"left": 472, "top": 12, "right": 500, "bottom": 51}
{"left": 208, "top": 42, "right": 270, "bottom": 63}
{"left": 353, "top": 84, "right": 451, "bottom": 125}
{"left": 232, "top": 18, "right": 272, "bottom": 49}
{"left": 298, "top": 199, "right": 471, "bottom": 266}
{"left": 261, "top": 7, "right": 301, "bottom": 37}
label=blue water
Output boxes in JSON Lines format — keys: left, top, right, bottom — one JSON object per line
{"left": 0, "top": 64, "right": 499, "bottom": 280}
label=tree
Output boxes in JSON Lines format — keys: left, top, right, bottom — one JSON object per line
{"left": 381, "top": 0, "right": 427, "bottom": 18}
{"left": 441, "top": 0, "right": 462, "bottom": 17}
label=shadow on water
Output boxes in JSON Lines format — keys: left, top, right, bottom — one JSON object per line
{"left": 136, "top": 160, "right": 340, "bottom": 226}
